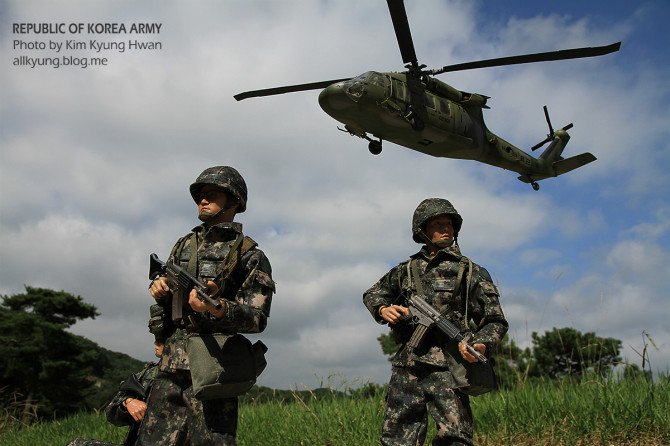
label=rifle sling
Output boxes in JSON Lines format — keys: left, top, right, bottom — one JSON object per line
{"left": 452, "top": 256, "right": 473, "bottom": 322}
{"left": 408, "top": 255, "right": 472, "bottom": 340}
{"left": 211, "top": 235, "right": 257, "bottom": 301}
{"left": 167, "top": 231, "right": 257, "bottom": 320}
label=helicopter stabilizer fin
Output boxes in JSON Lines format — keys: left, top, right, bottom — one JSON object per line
{"left": 517, "top": 152, "right": 597, "bottom": 190}
{"left": 553, "top": 152, "right": 597, "bottom": 176}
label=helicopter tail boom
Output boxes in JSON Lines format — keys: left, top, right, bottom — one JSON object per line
{"left": 517, "top": 151, "right": 596, "bottom": 190}
{"left": 552, "top": 152, "right": 597, "bottom": 176}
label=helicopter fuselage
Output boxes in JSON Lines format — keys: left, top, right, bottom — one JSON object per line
{"left": 318, "top": 71, "right": 568, "bottom": 185}
{"left": 235, "top": 0, "right": 616, "bottom": 190}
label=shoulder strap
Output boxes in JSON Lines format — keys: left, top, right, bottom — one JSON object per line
{"left": 186, "top": 233, "right": 198, "bottom": 276}
{"left": 396, "top": 260, "right": 410, "bottom": 292}
{"left": 211, "top": 235, "right": 258, "bottom": 300}
{"left": 217, "top": 235, "right": 258, "bottom": 280}
{"left": 168, "top": 232, "right": 199, "bottom": 276}
{"left": 410, "top": 257, "right": 472, "bottom": 320}
{"left": 453, "top": 256, "right": 473, "bottom": 322}
{"left": 409, "top": 259, "right": 424, "bottom": 295}
{"left": 169, "top": 233, "right": 191, "bottom": 260}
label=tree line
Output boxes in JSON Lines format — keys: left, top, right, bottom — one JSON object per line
{"left": 0, "top": 286, "right": 145, "bottom": 424}
{"left": 377, "top": 322, "right": 649, "bottom": 388}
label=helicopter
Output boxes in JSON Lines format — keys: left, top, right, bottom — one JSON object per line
{"left": 234, "top": 0, "right": 620, "bottom": 191}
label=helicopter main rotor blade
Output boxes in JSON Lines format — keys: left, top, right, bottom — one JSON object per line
{"left": 429, "top": 42, "right": 621, "bottom": 75}
{"left": 234, "top": 78, "right": 350, "bottom": 101}
{"left": 542, "top": 105, "right": 554, "bottom": 136}
{"left": 386, "top": 0, "right": 418, "bottom": 68}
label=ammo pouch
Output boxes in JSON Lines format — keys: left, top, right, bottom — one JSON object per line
{"left": 186, "top": 333, "right": 267, "bottom": 400}
{"left": 444, "top": 340, "right": 497, "bottom": 396}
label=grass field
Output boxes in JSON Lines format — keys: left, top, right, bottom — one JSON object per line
{"left": 2, "top": 375, "right": 668, "bottom": 445}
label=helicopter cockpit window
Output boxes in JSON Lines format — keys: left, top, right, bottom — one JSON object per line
{"left": 344, "top": 72, "right": 371, "bottom": 100}
{"left": 366, "top": 72, "right": 389, "bottom": 88}
{"left": 345, "top": 80, "right": 365, "bottom": 99}
{"left": 353, "top": 72, "right": 369, "bottom": 82}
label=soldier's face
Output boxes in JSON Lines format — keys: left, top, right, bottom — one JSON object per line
{"left": 425, "top": 215, "right": 454, "bottom": 246}
{"left": 197, "top": 186, "right": 230, "bottom": 222}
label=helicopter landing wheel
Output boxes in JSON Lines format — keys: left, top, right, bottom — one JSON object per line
{"left": 531, "top": 181, "right": 540, "bottom": 191}
{"left": 368, "top": 140, "right": 382, "bottom": 155}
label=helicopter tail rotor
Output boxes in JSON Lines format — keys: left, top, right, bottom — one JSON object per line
{"left": 531, "top": 105, "right": 573, "bottom": 151}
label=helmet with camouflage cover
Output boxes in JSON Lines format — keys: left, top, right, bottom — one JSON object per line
{"left": 189, "top": 166, "right": 247, "bottom": 213}
{"left": 412, "top": 198, "right": 463, "bottom": 244}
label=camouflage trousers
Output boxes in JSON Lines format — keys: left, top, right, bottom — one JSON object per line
{"left": 133, "top": 371, "right": 238, "bottom": 446}
{"left": 381, "top": 364, "right": 473, "bottom": 446}
{"left": 67, "top": 440, "right": 120, "bottom": 446}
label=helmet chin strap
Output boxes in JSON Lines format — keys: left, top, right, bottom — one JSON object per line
{"left": 198, "top": 201, "right": 238, "bottom": 223}
{"left": 198, "top": 208, "right": 225, "bottom": 223}
{"left": 419, "top": 231, "right": 455, "bottom": 249}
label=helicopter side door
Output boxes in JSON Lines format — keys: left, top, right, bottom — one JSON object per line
{"left": 389, "top": 78, "right": 411, "bottom": 114}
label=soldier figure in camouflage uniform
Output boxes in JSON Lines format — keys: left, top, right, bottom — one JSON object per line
{"left": 363, "top": 198, "right": 508, "bottom": 446}
{"left": 138, "top": 166, "right": 275, "bottom": 446}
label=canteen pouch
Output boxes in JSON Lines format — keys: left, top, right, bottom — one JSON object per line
{"left": 186, "top": 333, "right": 268, "bottom": 400}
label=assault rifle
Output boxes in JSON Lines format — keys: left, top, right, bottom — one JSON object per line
{"left": 405, "top": 294, "right": 488, "bottom": 364}
{"left": 149, "top": 253, "right": 222, "bottom": 323}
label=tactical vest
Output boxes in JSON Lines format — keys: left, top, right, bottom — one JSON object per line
{"left": 169, "top": 228, "right": 258, "bottom": 325}
{"left": 390, "top": 253, "right": 473, "bottom": 367}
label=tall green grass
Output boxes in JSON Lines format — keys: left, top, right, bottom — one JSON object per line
{"left": 2, "top": 375, "right": 668, "bottom": 446}
{"left": 473, "top": 375, "right": 669, "bottom": 445}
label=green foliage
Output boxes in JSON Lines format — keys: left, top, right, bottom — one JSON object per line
{"left": 473, "top": 373, "right": 670, "bottom": 445}
{"left": 1, "top": 286, "right": 99, "bottom": 326}
{"left": 621, "top": 362, "right": 653, "bottom": 382}
{"left": 377, "top": 332, "right": 401, "bottom": 360}
{"left": 0, "top": 287, "right": 100, "bottom": 419}
{"left": 377, "top": 326, "right": 625, "bottom": 386}
{"left": 0, "top": 410, "right": 126, "bottom": 446}
{"left": 490, "top": 335, "right": 532, "bottom": 389}
{"left": 75, "top": 336, "right": 148, "bottom": 411}
{"left": 529, "top": 327, "right": 622, "bottom": 379}
{"left": 3, "top": 374, "right": 668, "bottom": 446}
{"left": 0, "top": 286, "right": 147, "bottom": 422}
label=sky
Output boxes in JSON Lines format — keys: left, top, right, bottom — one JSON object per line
{"left": 2, "top": 0, "right": 669, "bottom": 391}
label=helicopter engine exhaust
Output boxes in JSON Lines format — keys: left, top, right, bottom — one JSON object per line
{"left": 425, "top": 78, "right": 489, "bottom": 108}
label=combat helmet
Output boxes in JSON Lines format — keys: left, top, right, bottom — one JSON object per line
{"left": 411, "top": 198, "right": 463, "bottom": 244}
{"left": 189, "top": 166, "right": 247, "bottom": 213}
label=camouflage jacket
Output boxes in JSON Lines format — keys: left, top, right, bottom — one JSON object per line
{"left": 155, "top": 221, "right": 275, "bottom": 372}
{"left": 363, "top": 244, "right": 507, "bottom": 368}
